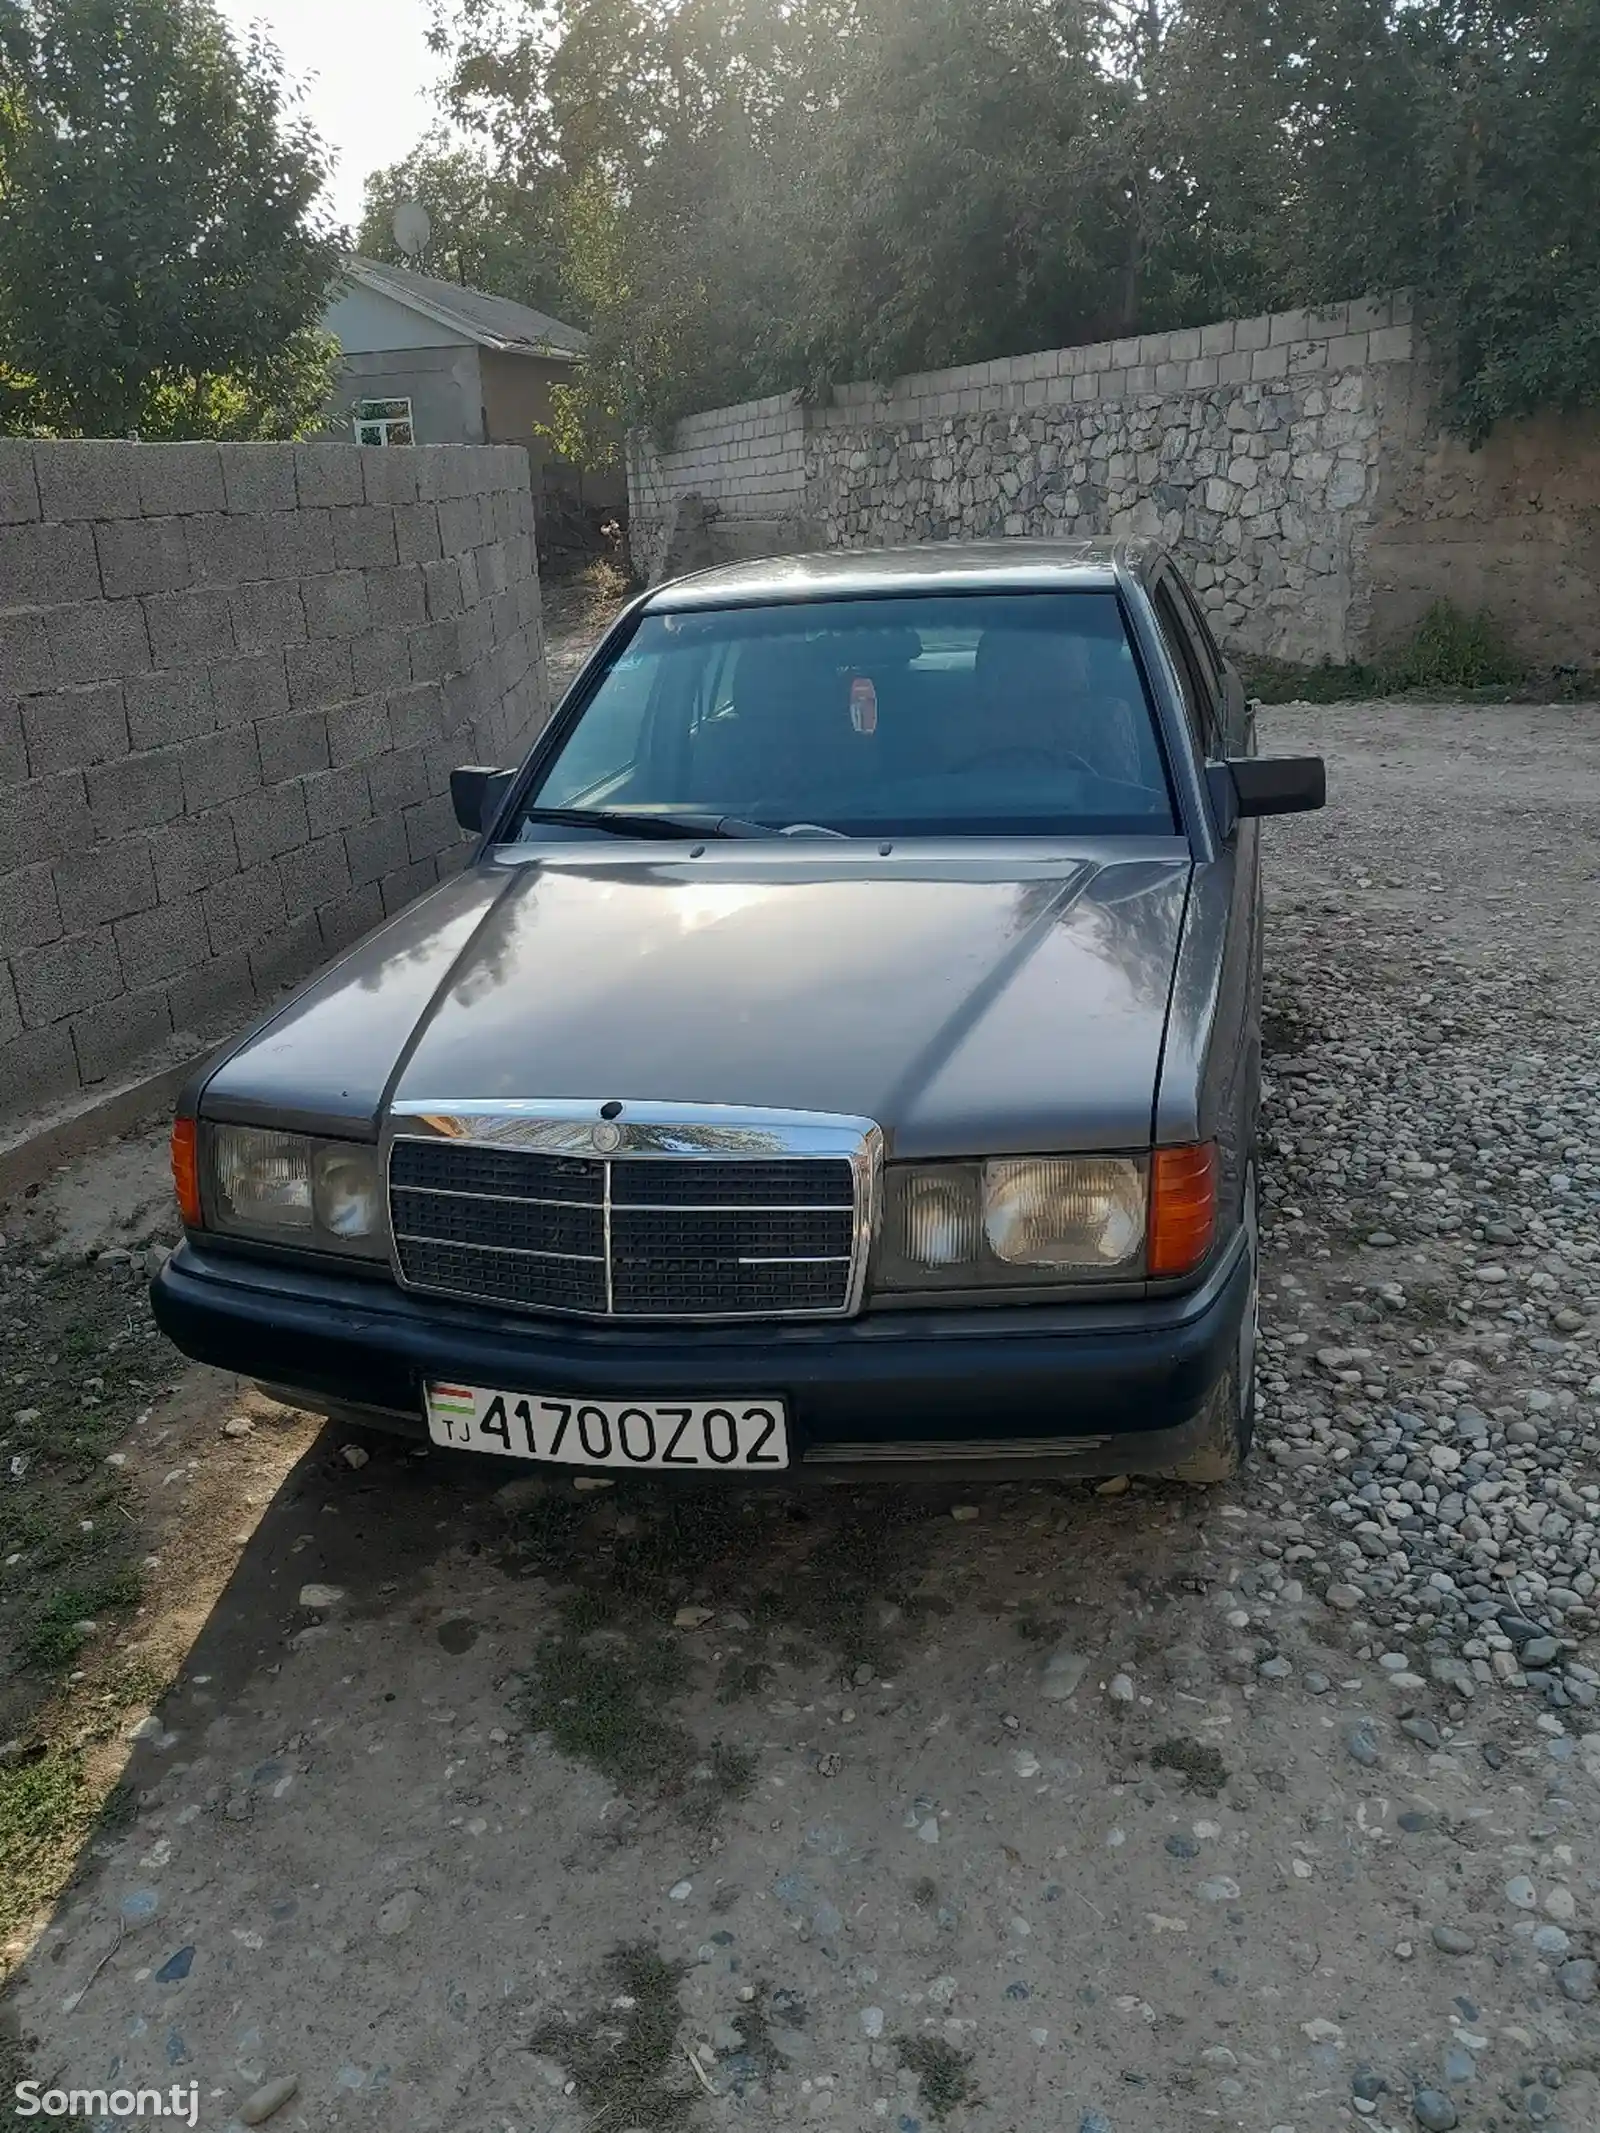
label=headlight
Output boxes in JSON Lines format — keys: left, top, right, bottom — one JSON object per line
{"left": 202, "top": 1125, "right": 386, "bottom": 1258}
{"left": 900, "top": 1170, "right": 983, "bottom": 1268}
{"left": 313, "top": 1145, "right": 383, "bottom": 1239}
{"left": 877, "top": 1155, "right": 1148, "bottom": 1291}
{"left": 983, "top": 1157, "right": 1145, "bottom": 1268}
{"left": 211, "top": 1127, "right": 312, "bottom": 1234}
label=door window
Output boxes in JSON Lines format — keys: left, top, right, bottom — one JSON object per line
{"left": 1153, "top": 578, "right": 1220, "bottom": 755}
{"left": 1174, "top": 575, "right": 1225, "bottom": 699}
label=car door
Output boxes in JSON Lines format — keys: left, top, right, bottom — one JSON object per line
{"left": 1151, "top": 564, "right": 1259, "bottom": 1217}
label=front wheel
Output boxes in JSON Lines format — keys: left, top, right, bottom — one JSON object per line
{"left": 1169, "top": 1166, "right": 1258, "bottom": 1486}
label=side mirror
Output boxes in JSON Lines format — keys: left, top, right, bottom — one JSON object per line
{"left": 1208, "top": 755, "right": 1325, "bottom": 828}
{"left": 450, "top": 765, "right": 515, "bottom": 835}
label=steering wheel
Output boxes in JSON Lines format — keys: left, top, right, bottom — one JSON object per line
{"left": 954, "top": 744, "right": 1102, "bottom": 779}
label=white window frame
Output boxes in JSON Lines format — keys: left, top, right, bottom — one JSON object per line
{"left": 353, "top": 397, "right": 414, "bottom": 446}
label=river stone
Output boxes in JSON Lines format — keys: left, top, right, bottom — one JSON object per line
{"left": 239, "top": 2077, "right": 299, "bottom": 2125}
{"left": 1412, "top": 2090, "right": 1458, "bottom": 2132}
{"left": 1041, "top": 1647, "right": 1089, "bottom": 1700}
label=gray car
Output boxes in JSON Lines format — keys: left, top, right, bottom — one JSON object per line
{"left": 152, "top": 538, "right": 1323, "bottom": 1484}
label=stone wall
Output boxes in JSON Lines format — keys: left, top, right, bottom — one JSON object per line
{"left": 629, "top": 293, "right": 1599, "bottom": 671}
{"left": 629, "top": 298, "right": 1415, "bottom": 662}
{"left": 0, "top": 439, "right": 547, "bottom": 1134}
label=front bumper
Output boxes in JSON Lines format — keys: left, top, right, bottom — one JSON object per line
{"left": 150, "top": 1235, "right": 1250, "bottom": 1481}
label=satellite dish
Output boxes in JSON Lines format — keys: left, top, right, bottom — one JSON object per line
{"left": 392, "top": 201, "right": 432, "bottom": 260}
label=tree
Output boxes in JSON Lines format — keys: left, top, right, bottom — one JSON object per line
{"left": 357, "top": 129, "right": 573, "bottom": 318}
{"left": 431, "top": 0, "right": 1600, "bottom": 446}
{"left": 0, "top": 0, "right": 341, "bottom": 438}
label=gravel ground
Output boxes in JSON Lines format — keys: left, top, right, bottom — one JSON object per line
{"left": 1248, "top": 701, "right": 1600, "bottom": 1708}
{"left": 2, "top": 693, "right": 1599, "bottom": 2133}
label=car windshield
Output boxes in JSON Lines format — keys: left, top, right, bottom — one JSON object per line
{"left": 514, "top": 591, "right": 1177, "bottom": 839}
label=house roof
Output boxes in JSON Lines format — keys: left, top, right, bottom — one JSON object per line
{"left": 341, "top": 256, "right": 588, "bottom": 361}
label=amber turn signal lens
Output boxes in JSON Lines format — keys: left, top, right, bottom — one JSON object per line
{"left": 170, "top": 1117, "right": 202, "bottom": 1229}
{"left": 1149, "top": 1142, "right": 1217, "bottom": 1276}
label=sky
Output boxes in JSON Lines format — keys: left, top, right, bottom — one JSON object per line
{"left": 213, "top": 0, "right": 451, "bottom": 234}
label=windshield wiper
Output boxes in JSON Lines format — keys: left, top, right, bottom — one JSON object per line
{"left": 516, "top": 807, "right": 780, "bottom": 841}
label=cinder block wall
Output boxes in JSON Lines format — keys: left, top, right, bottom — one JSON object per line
{"left": 627, "top": 393, "right": 809, "bottom": 582}
{"left": 0, "top": 440, "right": 547, "bottom": 1133}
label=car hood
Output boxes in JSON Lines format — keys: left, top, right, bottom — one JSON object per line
{"left": 202, "top": 848, "right": 1191, "bottom": 1158}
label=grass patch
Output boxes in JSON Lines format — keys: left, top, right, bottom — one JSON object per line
{"left": 499, "top": 1483, "right": 931, "bottom": 1687}
{"left": 1150, "top": 1736, "right": 1229, "bottom": 1796}
{"left": 1241, "top": 653, "right": 1387, "bottom": 704}
{"left": 716, "top": 1658, "right": 773, "bottom": 1705}
{"left": 2, "top": 1256, "right": 165, "bottom": 1707}
{"left": 708, "top": 1739, "right": 756, "bottom": 1800}
{"left": 529, "top": 1943, "right": 694, "bottom": 2132}
{"left": 499, "top": 1483, "right": 935, "bottom": 1797}
{"left": 0, "top": 1249, "right": 172, "bottom": 1952}
{"left": 722, "top": 1983, "right": 807, "bottom": 2092}
{"left": 726, "top": 1987, "right": 783, "bottom": 2087}
{"left": 0, "top": 1750, "right": 97, "bottom": 1946}
{"left": 520, "top": 1630, "right": 694, "bottom": 1793}
{"left": 771, "top": 1499, "right": 924, "bottom": 1681}
{"left": 518, "top": 1626, "right": 755, "bottom": 1818}
{"left": 1384, "top": 601, "right": 1522, "bottom": 691}
{"left": 19, "top": 1564, "right": 143, "bottom": 1672}
{"left": 896, "top": 2036, "right": 980, "bottom": 2122}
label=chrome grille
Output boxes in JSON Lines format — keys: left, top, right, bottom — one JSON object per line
{"left": 386, "top": 1104, "right": 876, "bottom": 1322}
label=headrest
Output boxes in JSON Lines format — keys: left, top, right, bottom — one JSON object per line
{"left": 835, "top": 626, "right": 922, "bottom": 673}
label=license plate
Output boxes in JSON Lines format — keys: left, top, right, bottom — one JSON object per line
{"left": 424, "top": 1383, "right": 790, "bottom": 1470}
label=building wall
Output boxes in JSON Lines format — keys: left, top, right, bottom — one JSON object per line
{"left": 331, "top": 345, "right": 486, "bottom": 447}
{"left": 628, "top": 295, "right": 1600, "bottom": 670}
{"left": 480, "top": 350, "right": 629, "bottom": 512}
{"left": 322, "top": 282, "right": 472, "bottom": 354}
{"left": 0, "top": 439, "right": 548, "bottom": 1135}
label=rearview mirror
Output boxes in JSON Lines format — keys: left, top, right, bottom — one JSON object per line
{"left": 1208, "top": 755, "right": 1325, "bottom": 829}
{"left": 450, "top": 765, "right": 515, "bottom": 835}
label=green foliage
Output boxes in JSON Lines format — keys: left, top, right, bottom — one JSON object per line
{"left": 0, "top": 0, "right": 341, "bottom": 437}
{"left": 426, "top": 0, "right": 1600, "bottom": 448}
{"left": 895, "top": 2035, "right": 981, "bottom": 2122}
{"left": 356, "top": 127, "right": 572, "bottom": 318}
{"left": 519, "top": 1627, "right": 694, "bottom": 1792}
{"left": 1241, "top": 600, "right": 1529, "bottom": 701}
{"left": 1161, "top": 0, "right": 1600, "bottom": 441}
{"left": 537, "top": 378, "right": 619, "bottom": 470}
{"left": 1384, "top": 602, "right": 1521, "bottom": 691}
{"left": 528, "top": 1945, "right": 694, "bottom": 2132}
{"left": 0, "top": 1750, "right": 95, "bottom": 1945}
{"left": 22, "top": 1561, "right": 143, "bottom": 1670}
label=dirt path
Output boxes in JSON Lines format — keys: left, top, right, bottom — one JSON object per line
{"left": 3, "top": 699, "right": 1598, "bottom": 2133}
{"left": 540, "top": 561, "right": 633, "bottom": 705}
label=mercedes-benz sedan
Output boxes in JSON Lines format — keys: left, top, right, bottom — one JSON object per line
{"left": 152, "top": 539, "right": 1323, "bottom": 1484}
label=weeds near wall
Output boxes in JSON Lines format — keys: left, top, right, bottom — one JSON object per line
{"left": 1383, "top": 602, "right": 1521, "bottom": 689}
{"left": 1240, "top": 598, "right": 1588, "bottom": 703}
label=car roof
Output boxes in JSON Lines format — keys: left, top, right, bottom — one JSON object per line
{"left": 643, "top": 537, "right": 1160, "bottom": 611}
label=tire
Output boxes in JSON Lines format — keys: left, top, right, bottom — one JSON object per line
{"left": 1169, "top": 1164, "right": 1259, "bottom": 1486}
